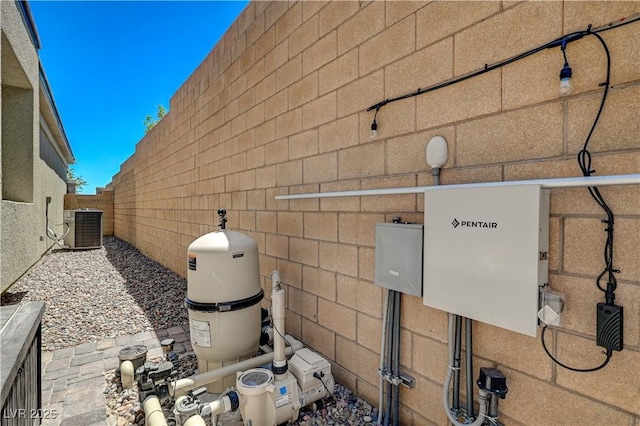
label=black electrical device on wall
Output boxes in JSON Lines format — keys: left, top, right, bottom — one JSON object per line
{"left": 596, "top": 303, "right": 623, "bottom": 352}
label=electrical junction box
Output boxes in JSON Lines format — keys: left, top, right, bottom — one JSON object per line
{"left": 374, "top": 223, "right": 424, "bottom": 297}
{"left": 423, "top": 185, "right": 549, "bottom": 337}
{"left": 289, "top": 348, "right": 334, "bottom": 406}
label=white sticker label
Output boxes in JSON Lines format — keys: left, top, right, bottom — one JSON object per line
{"left": 389, "top": 270, "right": 400, "bottom": 277}
{"left": 275, "top": 393, "right": 292, "bottom": 408}
{"left": 189, "top": 318, "right": 211, "bottom": 348}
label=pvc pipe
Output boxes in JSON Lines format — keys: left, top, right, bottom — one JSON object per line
{"left": 120, "top": 360, "right": 135, "bottom": 390}
{"left": 183, "top": 416, "right": 207, "bottom": 426}
{"left": 377, "top": 289, "right": 390, "bottom": 425}
{"left": 200, "top": 394, "right": 233, "bottom": 424}
{"left": 205, "top": 398, "right": 228, "bottom": 417}
{"left": 444, "top": 314, "right": 487, "bottom": 426}
{"left": 170, "top": 338, "right": 304, "bottom": 396}
{"left": 271, "top": 271, "right": 287, "bottom": 379}
{"left": 143, "top": 395, "right": 168, "bottom": 426}
{"left": 260, "top": 344, "right": 274, "bottom": 353}
{"left": 465, "top": 318, "right": 474, "bottom": 420}
{"left": 275, "top": 174, "right": 640, "bottom": 200}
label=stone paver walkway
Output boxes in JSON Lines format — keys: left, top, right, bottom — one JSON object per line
{"left": 40, "top": 325, "right": 191, "bottom": 426}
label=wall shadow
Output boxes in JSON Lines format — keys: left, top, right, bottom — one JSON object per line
{"left": 103, "top": 236, "right": 189, "bottom": 331}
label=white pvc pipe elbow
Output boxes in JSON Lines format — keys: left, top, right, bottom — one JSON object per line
{"left": 120, "top": 360, "right": 135, "bottom": 390}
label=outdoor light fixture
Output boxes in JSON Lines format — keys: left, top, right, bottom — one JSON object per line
{"left": 370, "top": 106, "right": 379, "bottom": 140}
{"left": 559, "top": 41, "right": 573, "bottom": 96}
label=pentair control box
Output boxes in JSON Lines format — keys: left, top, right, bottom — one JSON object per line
{"left": 423, "top": 184, "right": 550, "bottom": 336}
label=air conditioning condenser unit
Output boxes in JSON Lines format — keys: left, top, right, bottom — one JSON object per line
{"left": 63, "top": 209, "right": 103, "bottom": 249}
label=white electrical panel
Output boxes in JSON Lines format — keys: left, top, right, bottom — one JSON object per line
{"left": 374, "top": 223, "right": 424, "bottom": 297}
{"left": 423, "top": 185, "right": 549, "bottom": 336}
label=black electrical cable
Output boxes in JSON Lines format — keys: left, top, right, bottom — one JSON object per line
{"left": 366, "top": 14, "right": 640, "bottom": 114}
{"left": 575, "top": 32, "right": 619, "bottom": 306}
{"left": 540, "top": 325, "right": 611, "bottom": 372}
{"left": 313, "top": 371, "right": 336, "bottom": 404}
{"left": 539, "top": 31, "right": 620, "bottom": 372}
{"left": 271, "top": 318, "right": 292, "bottom": 350}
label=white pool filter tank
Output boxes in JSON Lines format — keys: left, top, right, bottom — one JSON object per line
{"left": 185, "top": 209, "right": 263, "bottom": 393}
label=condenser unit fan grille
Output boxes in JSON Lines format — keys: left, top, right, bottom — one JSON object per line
{"left": 75, "top": 211, "right": 102, "bottom": 248}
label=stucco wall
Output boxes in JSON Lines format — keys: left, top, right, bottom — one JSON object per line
{"left": 1, "top": 0, "right": 68, "bottom": 292}
{"left": 110, "top": 2, "right": 640, "bottom": 424}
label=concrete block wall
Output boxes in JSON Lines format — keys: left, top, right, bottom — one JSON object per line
{"left": 64, "top": 191, "right": 114, "bottom": 235}
{"left": 109, "top": 2, "right": 640, "bottom": 424}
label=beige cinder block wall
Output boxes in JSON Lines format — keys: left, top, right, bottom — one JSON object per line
{"left": 110, "top": 2, "right": 640, "bottom": 424}
{"left": 64, "top": 191, "right": 114, "bottom": 235}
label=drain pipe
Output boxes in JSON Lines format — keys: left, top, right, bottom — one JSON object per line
{"left": 170, "top": 338, "right": 304, "bottom": 397}
{"left": 376, "top": 290, "right": 390, "bottom": 425}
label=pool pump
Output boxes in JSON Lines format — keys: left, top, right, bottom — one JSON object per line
{"left": 125, "top": 209, "right": 335, "bottom": 426}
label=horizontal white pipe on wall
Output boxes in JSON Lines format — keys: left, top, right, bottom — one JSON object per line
{"left": 275, "top": 174, "right": 640, "bottom": 200}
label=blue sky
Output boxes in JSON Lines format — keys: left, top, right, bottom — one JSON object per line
{"left": 31, "top": 1, "right": 249, "bottom": 193}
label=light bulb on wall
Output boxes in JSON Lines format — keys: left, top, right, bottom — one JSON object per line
{"left": 370, "top": 106, "right": 380, "bottom": 140}
{"left": 558, "top": 41, "right": 573, "bottom": 96}
{"left": 559, "top": 64, "right": 573, "bottom": 96}
{"left": 370, "top": 118, "right": 378, "bottom": 140}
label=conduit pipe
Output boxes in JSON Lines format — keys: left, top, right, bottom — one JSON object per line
{"left": 377, "top": 290, "right": 390, "bottom": 425}
{"left": 444, "top": 314, "right": 487, "bottom": 426}
{"left": 465, "top": 318, "right": 474, "bottom": 420}
{"left": 120, "top": 360, "right": 135, "bottom": 390}
{"left": 464, "top": 318, "right": 475, "bottom": 420}
{"left": 452, "top": 316, "right": 462, "bottom": 413}
{"left": 169, "top": 338, "right": 304, "bottom": 397}
{"left": 143, "top": 395, "right": 168, "bottom": 426}
{"left": 392, "top": 290, "right": 400, "bottom": 426}
{"left": 383, "top": 291, "right": 394, "bottom": 426}
{"left": 275, "top": 174, "right": 640, "bottom": 200}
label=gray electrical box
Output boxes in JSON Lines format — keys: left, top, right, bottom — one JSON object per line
{"left": 374, "top": 223, "right": 424, "bottom": 296}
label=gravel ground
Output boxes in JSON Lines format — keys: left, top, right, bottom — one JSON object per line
{"left": 3, "top": 236, "right": 380, "bottom": 425}
{"left": 1, "top": 237, "right": 188, "bottom": 350}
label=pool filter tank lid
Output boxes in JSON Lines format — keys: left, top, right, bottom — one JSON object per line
{"left": 186, "top": 228, "right": 262, "bottom": 304}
